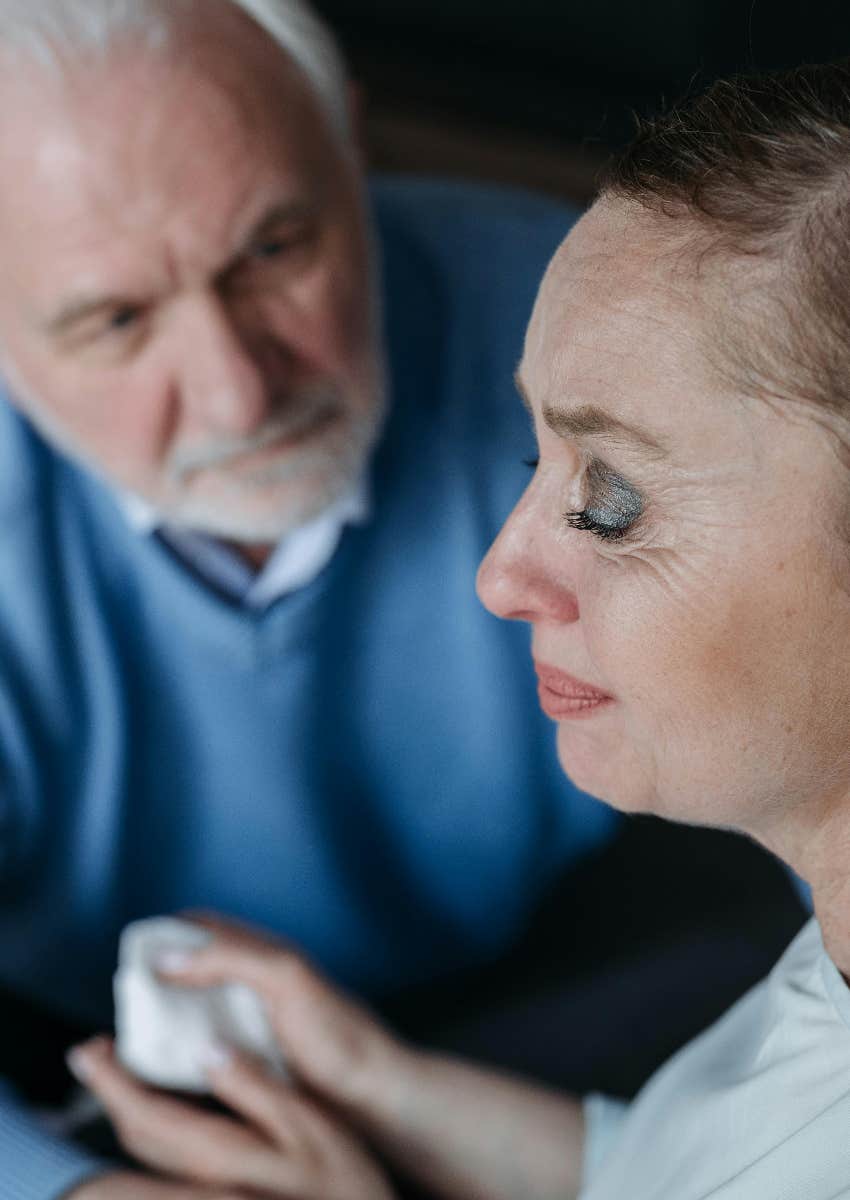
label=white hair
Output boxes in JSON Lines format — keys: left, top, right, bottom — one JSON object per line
{"left": 0, "top": 0, "right": 351, "bottom": 138}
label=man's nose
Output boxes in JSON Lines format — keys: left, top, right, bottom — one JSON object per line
{"left": 476, "top": 500, "right": 580, "bottom": 625}
{"left": 180, "top": 295, "right": 277, "bottom": 436}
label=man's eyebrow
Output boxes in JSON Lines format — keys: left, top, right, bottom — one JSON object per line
{"left": 514, "top": 371, "right": 668, "bottom": 457}
{"left": 243, "top": 198, "right": 314, "bottom": 244}
{"left": 43, "top": 201, "right": 316, "bottom": 337}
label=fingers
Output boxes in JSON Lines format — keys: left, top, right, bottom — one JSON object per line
{"left": 205, "top": 1050, "right": 337, "bottom": 1149}
{"left": 158, "top": 915, "right": 361, "bottom": 1053}
{"left": 68, "top": 1037, "right": 395, "bottom": 1200}
{"left": 66, "top": 1037, "right": 298, "bottom": 1194}
{"left": 205, "top": 1050, "right": 297, "bottom": 1144}
{"left": 205, "top": 1054, "right": 398, "bottom": 1200}
{"left": 156, "top": 925, "right": 329, "bottom": 1019}
{"left": 155, "top": 913, "right": 399, "bottom": 1117}
{"left": 158, "top": 919, "right": 281, "bottom": 987}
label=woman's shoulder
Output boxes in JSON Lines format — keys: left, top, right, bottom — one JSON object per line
{"left": 580, "top": 916, "right": 849, "bottom": 1199}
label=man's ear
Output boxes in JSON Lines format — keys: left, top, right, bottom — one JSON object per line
{"left": 347, "top": 79, "right": 368, "bottom": 165}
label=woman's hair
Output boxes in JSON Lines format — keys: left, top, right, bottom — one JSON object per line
{"left": 602, "top": 60, "right": 850, "bottom": 419}
{"left": 0, "top": 0, "right": 350, "bottom": 138}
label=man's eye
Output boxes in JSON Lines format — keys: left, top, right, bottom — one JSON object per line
{"left": 251, "top": 227, "right": 312, "bottom": 261}
{"left": 253, "top": 240, "right": 291, "bottom": 259}
{"left": 107, "top": 306, "right": 141, "bottom": 332}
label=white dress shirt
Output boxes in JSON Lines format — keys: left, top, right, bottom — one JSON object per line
{"left": 121, "top": 480, "right": 370, "bottom": 608}
{"left": 581, "top": 918, "right": 850, "bottom": 1199}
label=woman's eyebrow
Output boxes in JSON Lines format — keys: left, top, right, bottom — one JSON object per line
{"left": 515, "top": 371, "right": 669, "bottom": 458}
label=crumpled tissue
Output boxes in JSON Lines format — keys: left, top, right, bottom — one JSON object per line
{"left": 114, "top": 916, "right": 287, "bottom": 1093}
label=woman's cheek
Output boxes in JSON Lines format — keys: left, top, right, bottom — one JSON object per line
{"left": 587, "top": 552, "right": 732, "bottom": 712}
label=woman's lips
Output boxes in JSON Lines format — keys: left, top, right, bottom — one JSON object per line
{"left": 534, "top": 662, "right": 614, "bottom": 720}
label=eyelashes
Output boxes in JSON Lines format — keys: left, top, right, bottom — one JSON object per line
{"left": 523, "top": 456, "right": 643, "bottom": 542}
{"left": 565, "top": 509, "right": 630, "bottom": 541}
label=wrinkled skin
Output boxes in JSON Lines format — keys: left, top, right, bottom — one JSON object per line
{"left": 477, "top": 198, "right": 850, "bottom": 887}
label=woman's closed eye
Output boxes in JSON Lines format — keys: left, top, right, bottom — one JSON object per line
{"left": 566, "top": 507, "right": 632, "bottom": 541}
{"left": 524, "top": 455, "right": 644, "bottom": 543}
{"left": 566, "top": 462, "right": 644, "bottom": 542}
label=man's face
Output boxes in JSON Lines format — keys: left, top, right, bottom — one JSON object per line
{"left": 0, "top": 7, "right": 383, "bottom": 542}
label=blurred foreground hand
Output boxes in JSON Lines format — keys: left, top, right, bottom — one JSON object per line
{"left": 66, "top": 915, "right": 397, "bottom": 1199}
{"left": 69, "top": 913, "right": 584, "bottom": 1200}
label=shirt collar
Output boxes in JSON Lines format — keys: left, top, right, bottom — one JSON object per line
{"left": 118, "top": 477, "right": 371, "bottom": 608}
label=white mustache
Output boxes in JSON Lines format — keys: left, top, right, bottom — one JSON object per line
{"left": 168, "top": 390, "right": 340, "bottom": 481}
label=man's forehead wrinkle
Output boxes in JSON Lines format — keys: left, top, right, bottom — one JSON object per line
{"left": 39, "top": 181, "right": 284, "bottom": 328}
{"left": 27, "top": 67, "right": 296, "bottom": 295}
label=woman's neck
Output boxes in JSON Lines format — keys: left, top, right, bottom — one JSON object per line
{"left": 756, "top": 800, "right": 850, "bottom": 976}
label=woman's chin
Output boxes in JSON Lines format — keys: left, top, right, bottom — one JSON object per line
{"left": 555, "top": 723, "right": 655, "bottom": 815}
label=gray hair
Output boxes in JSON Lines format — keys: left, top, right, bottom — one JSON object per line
{"left": 0, "top": 0, "right": 351, "bottom": 138}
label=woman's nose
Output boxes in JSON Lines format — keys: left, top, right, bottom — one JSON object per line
{"left": 476, "top": 503, "right": 580, "bottom": 625}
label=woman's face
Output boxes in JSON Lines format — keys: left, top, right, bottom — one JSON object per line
{"left": 477, "top": 199, "right": 850, "bottom": 855}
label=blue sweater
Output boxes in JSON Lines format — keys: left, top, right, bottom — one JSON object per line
{"left": 0, "top": 178, "right": 616, "bottom": 1197}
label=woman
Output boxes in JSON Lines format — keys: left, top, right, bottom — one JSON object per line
{"left": 70, "top": 59, "right": 850, "bottom": 1199}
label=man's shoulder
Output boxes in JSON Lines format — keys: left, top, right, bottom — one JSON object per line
{"left": 370, "top": 174, "right": 578, "bottom": 289}
{"left": 0, "top": 393, "right": 105, "bottom": 555}
{"left": 371, "top": 175, "right": 580, "bottom": 386}
{"left": 370, "top": 177, "right": 577, "bottom": 439}
{"left": 0, "top": 394, "right": 53, "bottom": 527}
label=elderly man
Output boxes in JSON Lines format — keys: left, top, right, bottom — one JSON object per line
{"left": 0, "top": 0, "right": 616, "bottom": 1195}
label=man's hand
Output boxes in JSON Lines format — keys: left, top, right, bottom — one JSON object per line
{"left": 68, "top": 1037, "right": 396, "bottom": 1200}
{"left": 66, "top": 1170, "right": 249, "bottom": 1199}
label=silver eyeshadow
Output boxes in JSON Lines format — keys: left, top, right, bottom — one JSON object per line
{"left": 579, "top": 459, "right": 644, "bottom": 535}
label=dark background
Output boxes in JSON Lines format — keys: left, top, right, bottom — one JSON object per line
{"left": 314, "top": 1, "right": 850, "bottom": 202}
